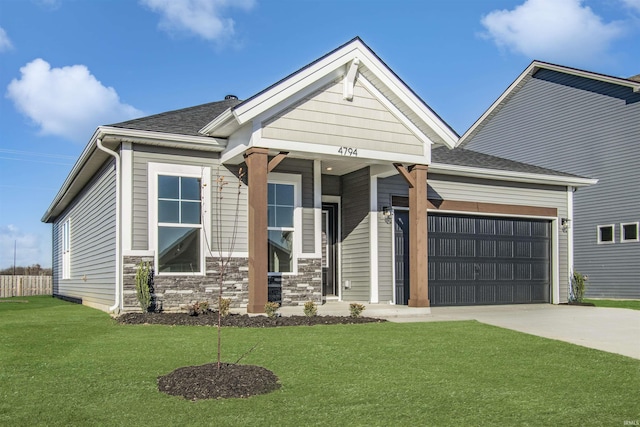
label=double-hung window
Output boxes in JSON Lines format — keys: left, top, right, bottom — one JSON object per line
{"left": 267, "top": 174, "right": 300, "bottom": 274}
{"left": 150, "top": 163, "right": 210, "bottom": 275}
{"left": 62, "top": 219, "right": 70, "bottom": 279}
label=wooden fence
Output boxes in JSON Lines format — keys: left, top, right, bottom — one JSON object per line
{"left": 0, "top": 275, "right": 52, "bottom": 298}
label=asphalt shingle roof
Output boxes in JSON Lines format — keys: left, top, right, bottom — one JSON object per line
{"left": 431, "top": 146, "right": 588, "bottom": 179}
{"left": 109, "top": 98, "right": 242, "bottom": 136}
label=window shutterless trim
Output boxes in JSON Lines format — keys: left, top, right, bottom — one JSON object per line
{"left": 267, "top": 173, "right": 301, "bottom": 275}
{"left": 620, "top": 222, "right": 639, "bottom": 243}
{"left": 148, "top": 163, "right": 211, "bottom": 276}
{"left": 597, "top": 224, "right": 615, "bottom": 244}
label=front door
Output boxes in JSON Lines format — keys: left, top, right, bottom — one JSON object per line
{"left": 322, "top": 203, "right": 339, "bottom": 297}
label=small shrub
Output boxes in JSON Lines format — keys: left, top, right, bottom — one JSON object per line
{"left": 218, "top": 298, "right": 231, "bottom": 317}
{"left": 264, "top": 302, "right": 280, "bottom": 319}
{"left": 572, "top": 272, "right": 588, "bottom": 303}
{"left": 303, "top": 301, "right": 318, "bottom": 317}
{"left": 349, "top": 303, "right": 366, "bottom": 318}
{"left": 135, "top": 262, "right": 153, "bottom": 312}
{"left": 188, "top": 301, "right": 210, "bottom": 316}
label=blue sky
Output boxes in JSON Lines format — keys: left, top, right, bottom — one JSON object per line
{"left": 1, "top": 0, "right": 639, "bottom": 268}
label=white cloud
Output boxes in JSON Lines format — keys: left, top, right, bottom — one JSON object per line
{"left": 0, "top": 225, "right": 48, "bottom": 268}
{"left": 6, "top": 59, "right": 142, "bottom": 142}
{"left": 481, "top": 0, "right": 626, "bottom": 64}
{"left": 621, "top": 0, "right": 640, "bottom": 12}
{"left": 0, "top": 27, "right": 13, "bottom": 52}
{"left": 141, "top": 0, "right": 255, "bottom": 42}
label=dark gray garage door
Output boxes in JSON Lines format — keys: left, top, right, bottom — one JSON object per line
{"left": 395, "top": 212, "right": 551, "bottom": 306}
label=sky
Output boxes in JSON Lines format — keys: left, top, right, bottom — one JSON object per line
{"left": 0, "top": 0, "right": 639, "bottom": 269}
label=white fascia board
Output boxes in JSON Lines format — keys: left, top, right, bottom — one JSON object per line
{"left": 233, "top": 44, "right": 362, "bottom": 124}
{"left": 199, "top": 108, "right": 235, "bottom": 136}
{"left": 98, "top": 126, "right": 226, "bottom": 151}
{"left": 358, "top": 76, "right": 432, "bottom": 147}
{"left": 429, "top": 162, "right": 599, "bottom": 187}
{"left": 355, "top": 53, "right": 458, "bottom": 149}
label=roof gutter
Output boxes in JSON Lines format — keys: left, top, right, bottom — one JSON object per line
{"left": 96, "top": 138, "right": 122, "bottom": 314}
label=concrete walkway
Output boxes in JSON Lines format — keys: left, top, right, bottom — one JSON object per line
{"left": 279, "top": 302, "right": 640, "bottom": 360}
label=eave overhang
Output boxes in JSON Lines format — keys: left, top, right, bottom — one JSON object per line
{"left": 429, "top": 162, "right": 598, "bottom": 188}
{"left": 41, "top": 126, "right": 227, "bottom": 223}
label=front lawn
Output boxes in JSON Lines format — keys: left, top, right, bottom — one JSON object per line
{"left": 1, "top": 296, "right": 638, "bottom": 426}
{"left": 584, "top": 298, "right": 640, "bottom": 311}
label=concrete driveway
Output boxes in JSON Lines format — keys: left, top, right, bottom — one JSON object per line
{"left": 281, "top": 302, "right": 640, "bottom": 359}
{"left": 405, "top": 304, "right": 640, "bottom": 360}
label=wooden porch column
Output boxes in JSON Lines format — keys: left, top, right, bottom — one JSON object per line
{"left": 245, "top": 147, "right": 269, "bottom": 313}
{"left": 408, "top": 164, "right": 430, "bottom": 307}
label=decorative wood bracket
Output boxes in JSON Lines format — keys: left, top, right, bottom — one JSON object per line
{"left": 268, "top": 151, "right": 289, "bottom": 172}
{"left": 393, "top": 163, "right": 415, "bottom": 188}
{"left": 343, "top": 58, "right": 360, "bottom": 101}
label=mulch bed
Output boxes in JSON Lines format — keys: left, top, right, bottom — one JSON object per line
{"left": 119, "top": 310, "right": 385, "bottom": 400}
{"left": 118, "top": 311, "right": 386, "bottom": 327}
{"left": 158, "top": 362, "right": 280, "bottom": 401}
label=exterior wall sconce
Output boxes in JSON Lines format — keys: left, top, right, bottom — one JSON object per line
{"left": 382, "top": 207, "right": 393, "bottom": 224}
{"left": 561, "top": 218, "right": 571, "bottom": 233}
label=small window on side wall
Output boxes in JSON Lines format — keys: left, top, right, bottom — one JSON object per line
{"left": 621, "top": 222, "right": 639, "bottom": 243}
{"left": 597, "top": 224, "right": 615, "bottom": 244}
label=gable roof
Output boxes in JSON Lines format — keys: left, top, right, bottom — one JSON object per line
{"left": 109, "top": 98, "right": 241, "bottom": 136}
{"left": 200, "top": 37, "right": 459, "bottom": 148}
{"left": 457, "top": 60, "right": 640, "bottom": 147}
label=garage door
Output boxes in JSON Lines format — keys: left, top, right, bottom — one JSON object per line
{"left": 394, "top": 212, "right": 551, "bottom": 306}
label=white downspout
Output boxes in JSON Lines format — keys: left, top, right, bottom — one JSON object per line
{"left": 96, "top": 138, "right": 122, "bottom": 313}
{"left": 567, "top": 186, "right": 574, "bottom": 301}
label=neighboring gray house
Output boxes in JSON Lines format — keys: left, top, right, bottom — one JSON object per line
{"left": 460, "top": 61, "right": 640, "bottom": 299}
{"left": 42, "top": 38, "right": 594, "bottom": 313}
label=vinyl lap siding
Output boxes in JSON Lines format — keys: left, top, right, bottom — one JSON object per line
{"left": 466, "top": 70, "right": 640, "bottom": 298}
{"left": 53, "top": 160, "right": 117, "bottom": 309}
{"left": 130, "top": 146, "right": 250, "bottom": 253}
{"left": 341, "top": 168, "right": 370, "bottom": 301}
{"left": 262, "top": 80, "right": 423, "bottom": 156}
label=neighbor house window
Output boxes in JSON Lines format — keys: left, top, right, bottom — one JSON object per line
{"left": 62, "top": 219, "right": 70, "bottom": 279}
{"left": 149, "top": 163, "right": 210, "bottom": 275}
{"left": 597, "top": 224, "right": 615, "bottom": 244}
{"left": 267, "top": 174, "right": 300, "bottom": 274}
{"left": 621, "top": 222, "right": 639, "bottom": 243}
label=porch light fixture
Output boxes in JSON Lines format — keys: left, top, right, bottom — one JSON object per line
{"left": 561, "top": 218, "right": 571, "bottom": 233}
{"left": 382, "top": 206, "right": 393, "bottom": 224}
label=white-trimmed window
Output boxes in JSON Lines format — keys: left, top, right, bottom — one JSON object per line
{"left": 268, "top": 173, "right": 301, "bottom": 274}
{"left": 621, "top": 222, "right": 639, "bottom": 243}
{"left": 61, "top": 219, "right": 71, "bottom": 279}
{"left": 597, "top": 224, "right": 615, "bottom": 244}
{"left": 149, "top": 163, "right": 210, "bottom": 275}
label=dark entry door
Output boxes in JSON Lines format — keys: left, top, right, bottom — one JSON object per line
{"left": 394, "top": 210, "right": 410, "bottom": 305}
{"left": 322, "top": 203, "right": 338, "bottom": 297}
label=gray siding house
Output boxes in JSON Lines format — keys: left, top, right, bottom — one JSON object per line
{"left": 42, "top": 39, "right": 594, "bottom": 313}
{"left": 460, "top": 62, "right": 640, "bottom": 299}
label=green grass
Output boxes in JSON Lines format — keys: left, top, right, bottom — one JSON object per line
{"left": 584, "top": 298, "right": 640, "bottom": 310}
{"left": 1, "top": 296, "right": 639, "bottom": 426}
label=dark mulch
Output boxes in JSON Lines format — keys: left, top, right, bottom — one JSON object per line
{"left": 158, "top": 362, "right": 280, "bottom": 400}
{"left": 123, "top": 311, "right": 384, "bottom": 400}
{"left": 118, "top": 311, "right": 386, "bottom": 327}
